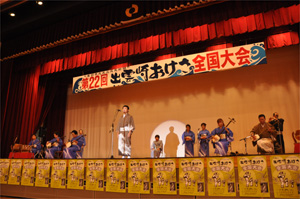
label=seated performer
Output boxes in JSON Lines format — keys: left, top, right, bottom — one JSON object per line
{"left": 210, "top": 119, "right": 234, "bottom": 156}
{"left": 29, "top": 134, "right": 41, "bottom": 157}
{"left": 197, "top": 123, "right": 211, "bottom": 157}
{"left": 78, "top": 129, "right": 86, "bottom": 158}
{"left": 250, "top": 114, "right": 277, "bottom": 154}
{"left": 63, "top": 130, "right": 84, "bottom": 159}
{"left": 269, "top": 112, "right": 285, "bottom": 154}
{"left": 182, "top": 124, "right": 195, "bottom": 157}
{"left": 45, "top": 132, "right": 63, "bottom": 159}
{"left": 151, "top": 135, "right": 163, "bottom": 158}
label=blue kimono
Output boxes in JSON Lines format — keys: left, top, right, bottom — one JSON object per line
{"left": 79, "top": 136, "right": 86, "bottom": 157}
{"left": 211, "top": 127, "right": 233, "bottom": 156}
{"left": 29, "top": 139, "right": 41, "bottom": 156}
{"left": 45, "top": 138, "right": 63, "bottom": 159}
{"left": 182, "top": 131, "right": 195, "bottom": 157}
{"left": 63, "top": 136, "right": 84, "bottom": 159}
{"left": 197, "top": 129, "right": 211, "bottom": 157}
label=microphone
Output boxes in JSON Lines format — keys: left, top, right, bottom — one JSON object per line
{"left": 239, "top": 136, "right": 251, "bottom": 141}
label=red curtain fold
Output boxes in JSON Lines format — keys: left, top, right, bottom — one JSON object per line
{"left": 265, "top": 32, "right": 299, "bottom": 49}
{"left": 36, "top": 4, "right": 299, "bottom": 76}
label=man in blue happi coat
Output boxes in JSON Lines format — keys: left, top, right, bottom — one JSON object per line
{"left": 63, "top": 130, "right": 84, "bottom": 159}
{"left": 211, "top": 118, "right": 234, "bottom": 156}
{"left": 45, "top": 132, "right": 63, "bottom": 159}
{"left": 182, "top": 124, "right": 195, "bottom": 157}
{"left": 197, "top": 123, "right": 211, "bottom": 157}
{"left": 29, "top": 134, "right": 41, "bottom": 158}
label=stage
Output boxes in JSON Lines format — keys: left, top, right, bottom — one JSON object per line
{"left": 1, "top": 154, "right": 299, "bottom": 199}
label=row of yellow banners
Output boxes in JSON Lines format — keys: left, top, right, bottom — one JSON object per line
{"left": 0, "top": 155, "right": 299, "bottom": 198}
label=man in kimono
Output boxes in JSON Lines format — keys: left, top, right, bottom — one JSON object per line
{"left": 269, "top": 112, "right": 285, "bottom": 154}
{"left": 29, "top": 134, "right": 41, "bottom": 158}
{"left": 251, "top": 114, "right": 277, "bottom": 154}
{"left": 210, "top": 118, "right": 234, "bottom": 156}
{"left": 182, "top": 124, "right": 195, "bottom": 157}
{"left": 63, "top": 130, "right": 84, "bottom": 159}
{"left": 45, "top": 132, "right": 62, "bottom": 159}
{"left": 151, "top": 135, "right": 163, "bottom": 158}
{"left": 197, "top": 123, "right": 211, "bottom": 157}
{"left": 116, "top": 105, "right": 135, "bottom": 158}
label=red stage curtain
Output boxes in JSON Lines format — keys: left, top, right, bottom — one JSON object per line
{"left": 38, "top": 4, "right": 299, "bottom": 75}
{"left": 265, "top": 32, "right": 299, "bottom": 49}
{"left": 1, "top": 65, "right": 43, "bottom": 157}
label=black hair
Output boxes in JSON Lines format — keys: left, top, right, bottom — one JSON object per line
{"left": 201, "top": 123, "right": 206, "bottom": 126}
{"left": 32, "top": 134, "right": 36, "bottom": 137}
{"left": 258, "top": 114, "right": 265, "bottom": 119}
{"left": 217, "top": 118, "right": 223, "bottom": 123}
{"left": 186, "top": 124, "right": 191, "bottom": 128}
{"left": 53, "top": 131, "right": 60, "bottom": 136}
{"left": 123, "top": 105, "right": 129, "bottom": 110}
{"left": 155, "top": 135, "right": 160, "bottom": 139}
{"left": 273, "top": 112, "right": 278, "bottom": 116}
{"left": 71, "top": 130, "right": 78, "bottom": 135}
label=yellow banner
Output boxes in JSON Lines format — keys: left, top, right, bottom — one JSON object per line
{"left": 153, "top": 159, "right": 177, "bottom": 195}
{"left": 51, "top": 160, "right": 67, "bottom": 189}
{"left": 238, "top": 156, "right": 270, "bottom": 197}
{"left": 128, "top": 159, "right": 150, "bottom": 194}
{"left": 106, "top": 159, "right": 127, "bottom": 193}
{"left": 86, "top": 160, "right": 105, "bottom": 191}
{"left": 67, "top": 159, "right": 85, "bottom": 189}
{"left": 271, "top": 154, "right": 300, "bottom": 198}
{"left": 0, "top": 159, "right": 10, "bottom": 184}
{"left": 21, "top": 159, "right": 36, "bottom": 186}
{"left": 8, "top": 159, "right": 22, "bottom": 185}
{"left": 207, "top": 157, "right": 236, "bottom": 197}
{"left": 179, "top": 158, "right": 205, "bottom": 196}
{"left": 35, "top": 160, "right": 50, "bottom": 187}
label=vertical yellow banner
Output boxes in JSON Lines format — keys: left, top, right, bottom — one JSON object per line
{"left": 67, "top": 159, "right": 85, "bottom": 190}
{"left": 51, "top": 160, "right": 67, "bottom": 189}
{"left": 128, "top": 159, "right": 150, "bottom": 194}
{"left": 8, "top": 159, "right": 22, "bottom": 185}
{"left": 86, "top": 160, "right": 105, "bottom": 191}
{"left": 237, "top": 156, "right": 270, "bottom": 197}
{"left": 0, "top": 159, "right": 10, "bottom": 184}
{"left": 179, "top": 158, "right": 205, "bottom": 196}
{"left": 153, "top": 159, "right": 177, "bottom": 195}
{"left": 106, "top": 159, "right": 127, "bottom": 193}
{"left": 21, "top": 159, "right": 36, "bottom": 186}
{"left": 35, "top": 160, "right": 51, "bottom": 187}
{"left": 207, "top": 157, "right": 236, "bottom": 197}
{"left": 271, "top": 154, "right": 300, "bottom": 198}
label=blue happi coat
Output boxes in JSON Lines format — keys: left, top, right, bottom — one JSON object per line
{"left": 182, "top": 131, "right": 195, "bottom": 157}
{"left": 45, "top": 137, "right": 63, "bottom": 159}
{"left": 63, "top": 135, "right": 84, "bottom": 159}
{"left": 211, "top": 127, "right": 233, "bottom": 156}
{"left": 197, "top": 129, "right": 211, "bottom": 157}
{"left": 29, "top": 139, "right": 41, "bottom": 155}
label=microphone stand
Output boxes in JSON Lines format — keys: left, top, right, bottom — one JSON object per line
{"left": 109, "top": 109, "right": 120, "bottom": 159}
{"left": 239, "top": 136, "right": 250, "bottom": 155}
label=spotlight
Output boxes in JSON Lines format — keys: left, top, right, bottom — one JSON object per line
{"left": 36, "top": 1, "right": 43, "bottom": 5}
{"left": 9, "top": 13, "right": 15, "bottom": 17}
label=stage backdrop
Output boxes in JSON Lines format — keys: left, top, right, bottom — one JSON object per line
{"left": 64, "top": 45, "right": 299, "bottom": 158}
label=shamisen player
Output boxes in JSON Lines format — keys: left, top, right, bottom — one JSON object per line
{"left": 45, "top": 132, "right": 63, "bottom": 159}
{"left": 29, "top": 134, "right": 41, "bottom": 158}
{"left": 210, "top": 118, "right": 234, "bottom": 156}
{"left": 63, "top": 130, "right": 84, "bottom": 159}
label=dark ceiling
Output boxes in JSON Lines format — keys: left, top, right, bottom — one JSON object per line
{"left": 1, "top": 0, "right": 115, "bottom": 42}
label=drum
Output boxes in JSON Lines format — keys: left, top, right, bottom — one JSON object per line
{"left": 12, "top": 144, "right": 22, "bottom": 152}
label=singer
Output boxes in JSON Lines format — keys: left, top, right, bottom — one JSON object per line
{"left": 116, "top": 105, "right": 135, "bottom": 158}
